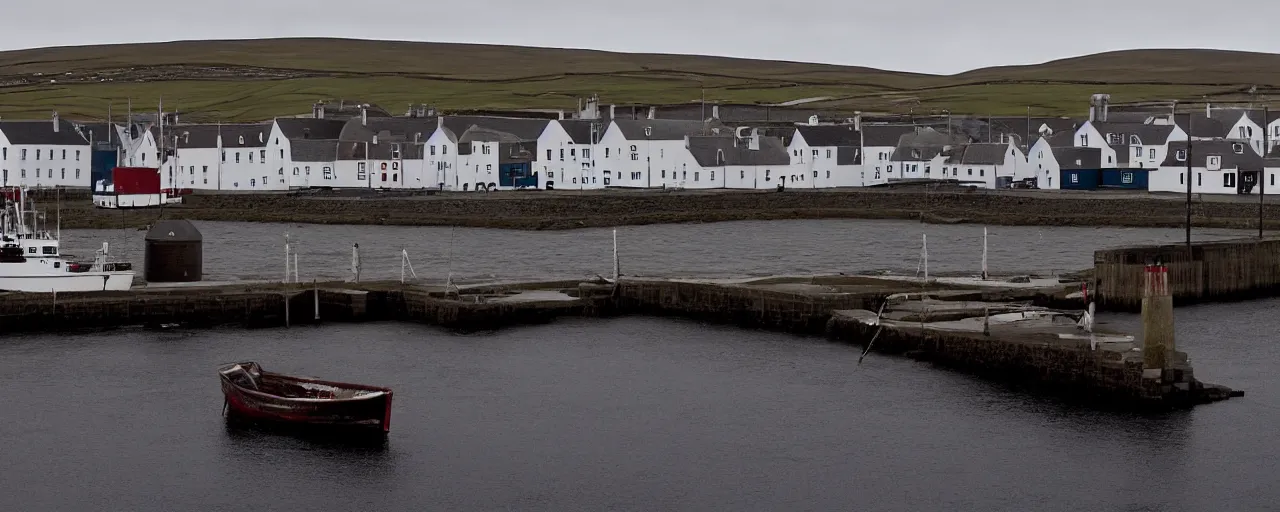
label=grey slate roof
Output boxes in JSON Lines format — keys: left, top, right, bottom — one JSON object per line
{"left": 1091, "top": 122, "right": 1177, "bottom": 145}
{"left": 1161, "top": 140, "right": 1263, "bottom": 170}
{"left": 889, "top": 128, "right": 969, "bottom": 162}
{"left": 458, "top": 126, "right": 523, "bottom": 144}
{"left": 1041, "top": 131, "right": 1075, "bottom": 148}
{"left": 499, "top": 142, "right": 538, "bottom": 164}
{"left": 74, "top": 123, "right": 116, "bottom": 146}
{"left": 794, "top": 124, "right": 861, "bottom": 147}
{"left": 1110, "top": 144, "right": 1131, "bottom": 165}
{"left": 339, "top": 117, "right": 437, "bottom": 143}
{"left": 336, "top": 141, "right": 367, "bottom": 161}
{"left": 613, "top": 119, "right": 716, "bottom": 141}
{"left": 167, "top": 124, "right": 270, "bottom": 149}
{"left": 0, "top": 120, "right": 90, "bottom": 145}
{"left": 861, "top": 124, "right": 917, "bottom": 146}
{"left": 1174, "top": 113, "right": 1231, "bottom": 139}
{"left": 686, "top": 136, "right": 791, "bottom": 167}
{"left": 945, "top": 143, "right": 1011, "bottom": 165}
{"left": 440, "top": 116, "right": 549, "bottom": 142}
{"left": 836, "top": 146, "right": 861, "bottom": 165}
{"left": 557, "top": 119, "right": 605, "bottom": 144}
{"left": 1051, "top": 147, "right": 1102, "bottom": 170}
{"left": 290, "top": 139, "right": 338, "bottom": 162}
{"left": 276, "top": 118, "right": 347, "bottom": 140}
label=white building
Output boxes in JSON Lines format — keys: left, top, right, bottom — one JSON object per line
{"left": 1030, "top": 143, "right": 1102, "bottom": 190}
{"left": 887, "top": 127, "right": 970, "bottom": 181}
{"left": 687, "top": 132, "right": 792, "bottom": 189}
{"left": 267, "top": 118, "right": 346, "bottom": 189}
{"left": 426, "top": 116, "right": 548, "bottom": 191}
{"left": 537, "top": 119, "right": 604, "bottom": 190}
{"left": 0, "top": 116, "right": 92, "bottom": 188}
{"left": 789, "top": 123, "right": 863, "bottom": 187}
{"left": 598, "top": 119, "right": 709, "bottom": 189}
{"left": 936, "top": 141, "right": 1024, "bottom": 188}
{"left": 161, "top": 124, "right": 274, "bottom": 191}
{"left": 1150, "top": 140, "right": 1263, "bottom": 195}
{"left": 860, "top": 125, "right": 917, "bottom": 186}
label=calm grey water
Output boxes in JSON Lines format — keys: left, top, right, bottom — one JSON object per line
{"left": 7, "top": 219, "right": 1272, "bottom": 511}
{"left": 60, "top": 219, "right": 1248, "bottom": 282}
{"left": 0, "top": 307, "right": 1274, "bottom": 512}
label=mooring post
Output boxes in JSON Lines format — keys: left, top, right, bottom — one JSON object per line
{"left": 1141, "top": 260, "right": 1175, "bottom": 381}
{"left": 922, "top": 233, "right": 928, "bottom": 284}
{"left": 351, "top": 243, "right": 361, "bottom": 283}
{"left": 313, "top": 279, "right": 319, "bottom": 321}
{"left": 293, "top": 253, "right": 299, "bottom": 283}
{"left": 981, "top": 227, "right": 989, "bottom": 280}
{"left": 612, "top": 229, "right": 620, "bottom": 282}
{"left": 284, "top": 292, "right": 290, "bottom": 328}
{"left": 284, "top": 233, "right": 291, "bottom": 284}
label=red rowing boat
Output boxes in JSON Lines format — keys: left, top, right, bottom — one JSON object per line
{"left": 218, "top": 362, "right": 393, "bottom": 434}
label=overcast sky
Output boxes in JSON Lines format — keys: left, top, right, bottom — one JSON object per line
{"left": 6, "top": 1, "right": 1280, "bottom": 75}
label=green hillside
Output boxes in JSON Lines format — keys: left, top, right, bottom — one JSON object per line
{"left": 0, "top": 38, "right": 1271, "bottom": 121}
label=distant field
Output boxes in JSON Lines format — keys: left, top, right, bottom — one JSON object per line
{"left": 0, "top": 38, "right": 1274, "bottom": 121}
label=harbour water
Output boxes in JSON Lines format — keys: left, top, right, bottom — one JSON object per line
{"left": 0, "top": 306, "right": 1275, "bottom": 511}
{"left": 58, "top": 219, "right": 1247, "bottom": 282}
{"left": 5, "top": 219, "right": 1272, "bottom": 510}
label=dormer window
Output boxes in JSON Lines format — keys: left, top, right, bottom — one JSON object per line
{"left": 1175, "top": 149, "right": 1187, "bottom": 161}
{"left": 1130, "top": 135, "right": 1140, "bottom": 145}
{"left": 911, "top": 149, "right": 921, "bottom": 159}
{"left": 1233, "top": 143, "right": 1244, "bottom": 154}
{"left": 716, "top": 149, "right": 725, "bottom": 166}
{"left": 238, "top": 135, "right": 244, "bottom": 145}
{"left": 1107, "top": 133, "right": 1120, "bottom": 144}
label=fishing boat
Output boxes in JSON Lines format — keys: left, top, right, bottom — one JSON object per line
{"left": 218, "top": 362, "right": 394, "bottom": 434}
{"left": 0, "top": 188, "right": 134, "bottom": 293}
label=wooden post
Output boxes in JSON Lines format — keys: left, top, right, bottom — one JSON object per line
{"left": 284, "top": 292, "right": 290, "bottom": 328}
{"left": 313, "top": 279, "right": 320, "bottom": 321}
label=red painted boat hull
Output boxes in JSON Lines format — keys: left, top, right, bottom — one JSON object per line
{"left": 219, "top": 362, "right": 393, "bottom": 434}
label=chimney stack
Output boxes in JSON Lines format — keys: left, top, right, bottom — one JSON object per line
{"left": 52, "top": 111, "right": 59, "bottom": 132}
{"left": 647, "top": 106, "right": 656, "bottom": 120}
{"left": 854, "top": 112, "right": 862, "bottom": 132}
{"left": 1206, "top": 103, "right": 1212, "bottom": 118}
{"left": 361, "top": 105, "right": 368, "bottom": 126}
{"left": 314, "top": 102, "right": 324, "bottom": 119}
{"left": 711, "top": 105, "right": 720, "bottom": 121}
{"left": 609, "top": 104, "right": 616, "bottom": 119}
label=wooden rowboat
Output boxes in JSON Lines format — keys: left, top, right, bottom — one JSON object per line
{"left": 218, "top": 362, "right": 393, "bottom": 434}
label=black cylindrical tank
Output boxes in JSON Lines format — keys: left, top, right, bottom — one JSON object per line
{"left": 144, "top": 220, "right": 203, "bottom": 282}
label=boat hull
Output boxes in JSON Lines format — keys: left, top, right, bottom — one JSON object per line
{"left": 219, "top": 364, "right": 393, "bottom": 434}
{"left": 0, "top": 271, "right": 134, "bottom": 293}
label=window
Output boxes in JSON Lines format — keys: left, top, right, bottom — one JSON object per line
{"left": 236, "top": 153, "right": 241, "bottom": 163}
{"left": 583, "top": 149, "right": 590, "bottom": 159}
{"left": 1080, "top": 135, "right": 1088, "bottom": 146}
{"left": 248, "top": 152, "right": 254, "bottom": 163}
{"left": 661, "top": 170, "right": 666, "bottom": 178}
{"left": 20, "top": 169, "right": 25, "bottom": 178}
{"left": 75, "top": 169, "right": 79, "bottom": 180}
{"left": 548, "top": 171, "right": 555, "bottom": 179}
{"left": 1273, "top": 175, "right": 1276, "bottom": 187}
{"left": 393, "top": 162, "right": 400, "bottom": 171}
{"left": 710, "top": 171, "right": 715, "bottom": 180}
{"left": 967, "top": 169, "right": 973, "bottom": 176}
{"left": 1149, "top": 148, "right": 1156, "bottom": 159}
{"left": 826, "top": 149, "right": 832, "bottom": 158}
{"left": 485, "top": 164, "right": 492, "bottom": 171}
{"left": 35, "top": 150, "right": 40, "bottom": 160}
{"left": 482, "top": 144, "right": 491, "bottom": 155}
{"left": 979, "top": 169, "right": 985, "bottom": 177}
{"left": 1180, "top": 173, "right": 1184, "bottom": 185}
{"left": 1198, "top": 173, "right": 1202, "bottom": 186}
{"left": 392, "top": 145, "right": 401, "bottom": 159}
{"left": 570, "top": 148, "right": 576, "bottom": 157}
{"left": 293, "top": 167, "right": 299, "bottom": 176}
{"left": 323, "top": 167, "right": 333, "bottom": 179}
{"left": 2, "top": 148, "right": 5, "bottom": 159}
{"left": 358, "top": 162, "right": 367, "bottom": 180}
{"left": 250, "top": 179, "right": 256, "bottom": 187}
{"left": 740, "top": 170, "right": 745, "bottom": 179}
{"left": 547, "top": 149, "right": 553, "bottom": 160}
{"left": 60, "top": 169, "right": 64, "bottom": 179}
{"left": 20, "top": 149, "right": 26, "bottom": 160}
{"left": 222, "top": 151, "right": 226, "bottom": 162}
{"left": 826, "top": 171, "right": 831, "bottom": 179}
{"left": 1225, "top": 173, "right": 1236, "bottom": 188}
{"left": 278, "top": 168, "right": 283, "bottom": 175}
{"left": 1135, "top": 147, "right": 1143, "bottom": 157}
{"left": 260, "top": 150, "right": 266, "bottom": 161}
{"left": 1176, "top": 149, "right": 1187, "bottom": 161}
{"left": 560, "top": 149, "right": 565, "bottom": 160}
{"left": 280, "top": 149, "right": 284, "bottom": 158}
{"left": 305, "top": 166, "right": 310, "bottom": 175}
{"left": 1208, "top": 156, "right": 1220, "bottom": 168}
{"left": 605, "top": 148, "right": 610, "bottom": 158}
{"left": 814, "top": 171, "right": 818, "bottom": 178}
{"left": 61, "top": 150, "right": 66, "bottom": 159}
{"left": 1240, "top": 127, "right": 1248, "bottom": 139}
{"left": 142, "top": 153, "right": 146, "bottom": 164}
{"left": 392, "top": 173, "right": 398, "bottom": 182}
{"left": 262, "top": 176, "right": 268, "bottom": 185}
{"left": 431, "top": 146, "right": 437, "bottom": 156}
{"left": 442, "top": 145, "right": 448, "bottom": 155}
{"left": 1071, "top": 174, "right": 1079, "bottom": 184}
{"left": 694, "top": 172, "right": 699, "bottom": 181}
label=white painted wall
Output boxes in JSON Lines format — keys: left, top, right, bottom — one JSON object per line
{"left": 1151, "top": 166, "right": 1240, "bottom": 194}
{"left": 1028, "top": 139, "right": 1060, "bottom": 190}
{"left": 536, "top": 122, "right": 601, "bottom": 190}
{"left": 4, "top": 143, "right": 90, "bottom": 188}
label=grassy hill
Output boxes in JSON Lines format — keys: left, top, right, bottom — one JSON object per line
{"left": 0, "top": 38, "right": 1273, "bottom": 122}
